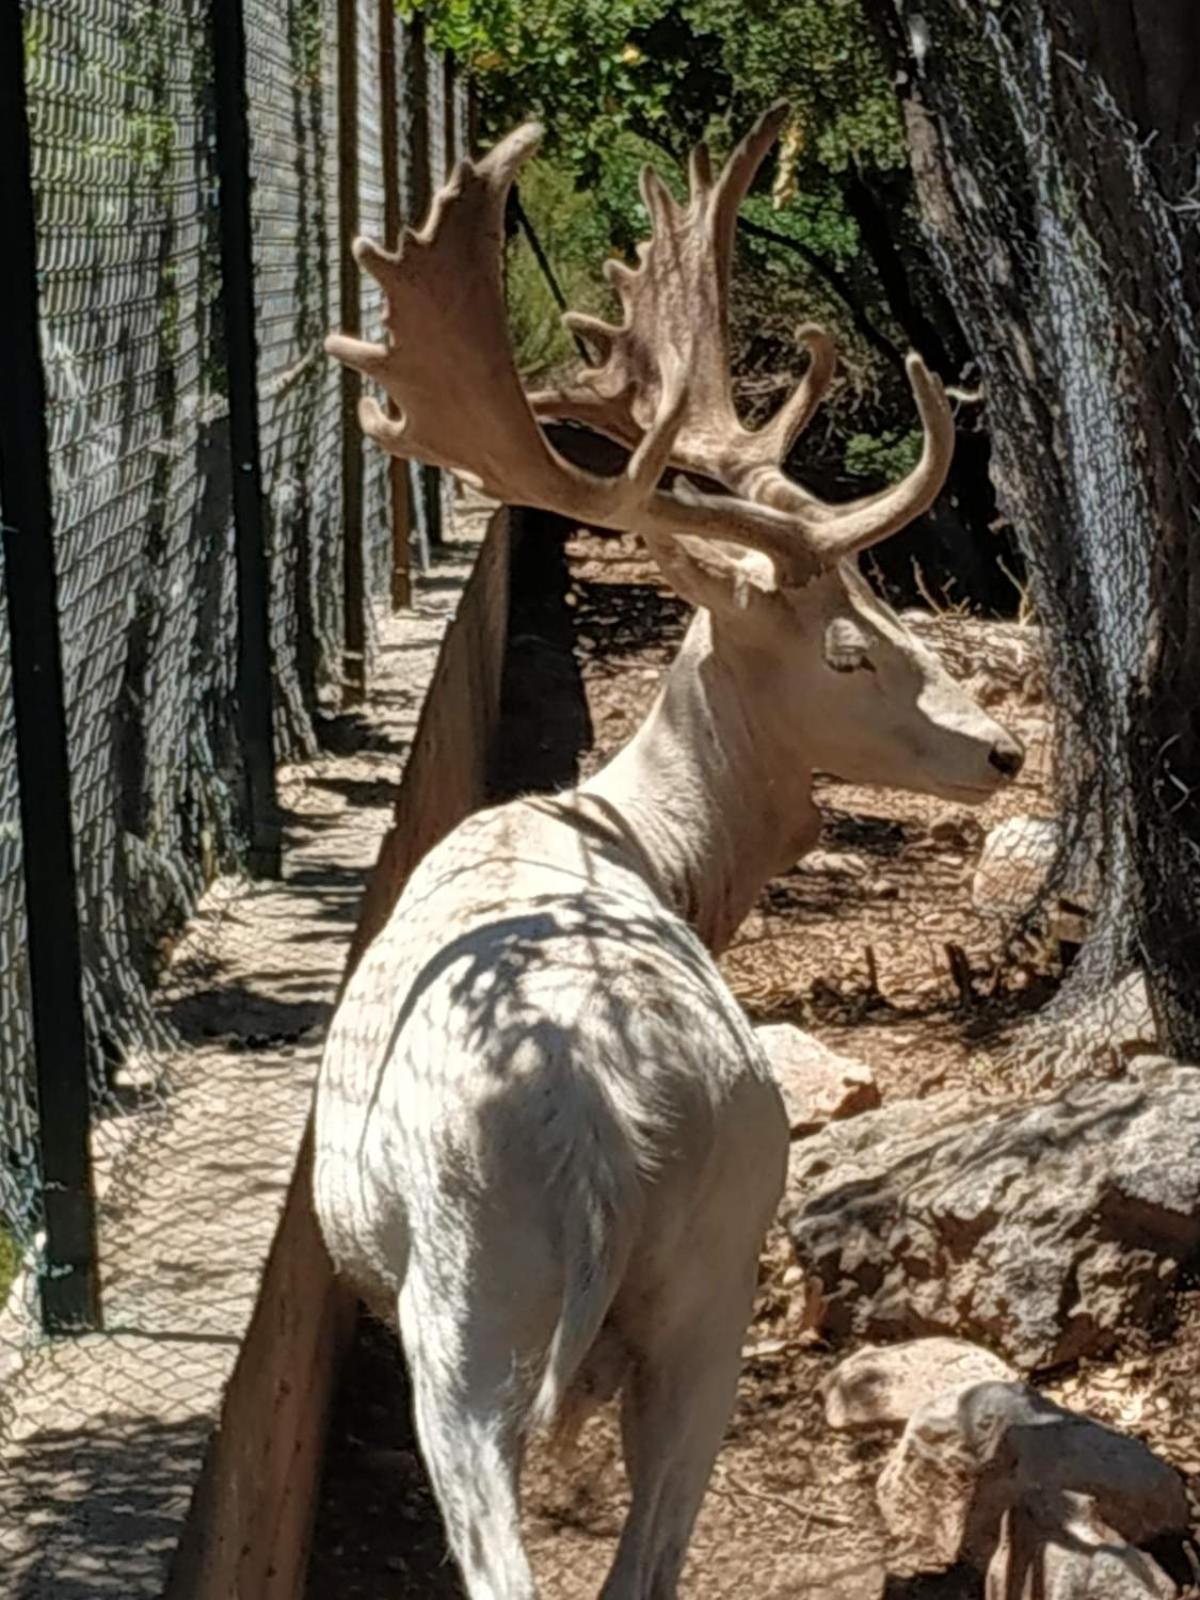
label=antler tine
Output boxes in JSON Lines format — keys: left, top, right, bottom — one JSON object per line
{"left": 529, "top": 102, "right": 834, "bottom": 493}
{"left": 688, "top": 140, "right": 714, "bottom": 195}
{"left": 709, "top": 102, "right": 792, "bottom": 291}
{"left": 741, "top": 325, "right": 837, "bottom": 484}
{"left": 529, "top": 97, "right": 955, "bottom": 575}
{"left": 682, "top": 353, "right": 956, "bottom": 563}
{"left": 804, "top": 354, "right": 955, "bottom": 556}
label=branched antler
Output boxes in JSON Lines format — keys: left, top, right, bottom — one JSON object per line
{"left": 529, "top": 106, "right": 836, "bottom": 490}
{"left": 530, "top": 103, "right": 956, "bottom": 564}
{"left": 326, "top": 125, "right": 688, "bottom": 530}
{"left": 326, "top": 112, "right": 955, "bottom": 580}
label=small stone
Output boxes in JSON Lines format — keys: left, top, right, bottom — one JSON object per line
{"left": 755, "top": 1023, "right": 880, "bottom": 1137}
{"left": 823, "top": 1338, "right": 1016, "bottom": 1432}
{"left": 782, "top": 1264, "right": 804, "bottom": 1289}
{"left": 799, "top": 849, "right": 870, "bottom": 878}
{"left": 877, "top": 1381, "right": 1188, "bottom": 1574}
{"left": 986, "top": 1492, "right": 1177, "bottom": 1600}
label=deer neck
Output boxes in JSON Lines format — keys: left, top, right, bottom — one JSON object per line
{"left": 580, "top": 610, "right": 820, "bottom": 954}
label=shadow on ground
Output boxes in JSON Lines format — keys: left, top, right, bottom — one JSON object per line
{"left": 2, "top": 1413, "right": 212, "bottom": 1600}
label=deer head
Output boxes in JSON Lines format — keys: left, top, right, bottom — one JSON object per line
{"left": 326, "top": 108, "right": 1023, "bottom": 808}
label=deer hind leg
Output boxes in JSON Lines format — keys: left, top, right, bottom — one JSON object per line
{"left": 597, "top": 1229, "right": 768, "bottom": 1599}
{"left": 598, "top": 1079, "right": 786, "bottom": 1600}
{"left": 397, "top": 1253, "right": 553, "bottom": 1600}
{"left": 598, "top": 1274, "right": 756, "bottom": 1600}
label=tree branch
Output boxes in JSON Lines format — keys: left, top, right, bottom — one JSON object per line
{"left": 736, "top": 215, "right": 906, "bottom": 372}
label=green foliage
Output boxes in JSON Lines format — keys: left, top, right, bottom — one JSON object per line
{"left": 843, "top": 425, "right": 922, "bottom": 483}
{"left": 406, "top": 0, "right": 902, "bottom": 201}
{"left": 407, "top": 0, "right": 950, "bottom": 494}
{"left": 0, "top": 1226, "right": 16, "bottom": 1306}
{"left": 693, "top": 0, "right": 906, "bottom": 177}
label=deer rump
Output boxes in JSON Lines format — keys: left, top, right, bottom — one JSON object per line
{"left": 313, "top": 799, "right": 787, "bottom": 1579}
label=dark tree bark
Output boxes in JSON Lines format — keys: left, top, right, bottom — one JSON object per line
{"left": 866, "top": 0, "right": 1200, "bottom": 1051}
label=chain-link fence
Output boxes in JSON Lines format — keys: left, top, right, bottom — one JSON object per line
{"left": 839, "top": 0, "right": 1200, "bottom": 1086}
{"left": 0, "top": 0, "right": 463, "bottom": 1354}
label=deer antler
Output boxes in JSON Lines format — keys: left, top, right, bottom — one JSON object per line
{"left": 327, "top": 117, "right": 953, "bottom": 577}
{"left": 326, "top": 125, "right": 688, "bottom": 530}
{"left": 530, "top": 105, "right": 956, "bottom": 567}
{"left": 529, "top": 106, "right": 833, "bottom": 487}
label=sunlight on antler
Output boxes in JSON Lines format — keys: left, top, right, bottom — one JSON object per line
{"left": 327, "top": 108, "right": 954, "bottom": 579}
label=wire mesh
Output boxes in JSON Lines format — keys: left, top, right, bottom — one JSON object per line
{"left": 357, "top": 0, "right": 393, "bottom": 613}
{"left": 245, "top": 0, "right": 344, "bottom": 751}
{"left": 1, "top": 0, "right": 454, "bottom": 1449}
{"left": 862, "top": 0, "right": 1200, "bottom": 1083}
{"left": 0, "top": 4, "right": 462, "bottom": 1583}
{"left": 25, "top": 0, "right": 234, "bottom": 1126}
{"left": 0, "top": 582, "right": 34, "bottom": 1274}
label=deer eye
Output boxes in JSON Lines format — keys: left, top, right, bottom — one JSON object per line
{"left": 824, "top": 618, "right": 876, "bottom": 673}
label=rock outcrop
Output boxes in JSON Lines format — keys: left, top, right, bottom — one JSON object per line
{"left": 786, "top": 1057, "right": 1200, "bottom": 1368}
{"left": 755, "top": 1023, "right": 879, "bottom": 1137}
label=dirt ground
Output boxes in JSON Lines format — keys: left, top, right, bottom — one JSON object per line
{"left": 306, "top": 525, "right": 1200, "bottom": 1600}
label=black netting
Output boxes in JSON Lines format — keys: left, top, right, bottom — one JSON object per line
{"left": 357, "top": 0, "right": 392, "bottom": 617}
{"left": 245, "top": 0, "right": 344, "bottom": 752}
{"left": 0, "top": 585, "right": 33, "bottom": 1261}
{"left": 865, "top": 0, "right": 1200, "bottom": 1077}
{"left": 0, "top": 0, "right": 454, "bottom": 1370}
{"left": 27, "top": 0, "right": 236, "bottom": 1097}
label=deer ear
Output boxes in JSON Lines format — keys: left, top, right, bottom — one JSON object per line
{"left": 645, "top": 532, "right": 778, "bottom": 615}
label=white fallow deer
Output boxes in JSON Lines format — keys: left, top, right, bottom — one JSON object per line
{"left": 315, "top": 106, "right": 1024, "bottom": 1600}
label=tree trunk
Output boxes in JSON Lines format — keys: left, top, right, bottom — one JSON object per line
{"left": 867, "top": 0, "right": 1200, "bottom": 1052}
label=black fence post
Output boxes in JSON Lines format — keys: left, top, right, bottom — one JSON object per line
{"left": 337, "top": 0, "right": 366, "bottom": 705}
{"left": 379, "top": 0, "right": 412, "bottom": 612}
{"left": 405, "top": 14, "right": 443, "bottom": 554}
{"left": 212, "top": 0, "right": 282, "bottom": 878}
{"left": 0, "top": 1, "right": 101, "bottom": 1333}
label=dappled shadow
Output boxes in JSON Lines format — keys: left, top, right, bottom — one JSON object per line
{"left": 307, "top": 773, "right": 403, "bottom": 810}
{"left": 0, "top": 1412, "right": 211, "bottom": 1600}
{"left": 166, "top": 983, "right": 328, "bottom": 1047}
{"left": 823, "top": 810, "right": 910, "bottom": 858}
{"left": 884, "top": 1568, "right": 979, "bottom": 1600}
{"left": 570, "top": 571, "right": 690, "bottom": 672}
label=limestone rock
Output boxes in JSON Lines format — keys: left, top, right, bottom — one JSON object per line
{"left": 784, "top": 1057, "right": 1200, "bottom": 1368}
{"left": 876, "top": 1381, "right": 1188, "bottom": 1573}
{"left": 1004, "top": 972, "right": 1159, "bottom": 1092}
{"left": 822, "top": 1338, "right": 1016, "bottom": 1431}
{"left": 970, "top": 814, "right": 1097, "bottom": 944}
{"left": 987, "top": 1493, "right": 1177, "bottom": 1600}
{"left": 755, "top": 1023, "right": 880, "bottom": 1137}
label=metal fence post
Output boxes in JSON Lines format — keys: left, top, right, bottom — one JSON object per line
{"left": 0, "top": 1, "right": 101, "bottom": 1333}
{"left": 404, "top": 13, "right": 443, "bottom": 554}
{"left": 337, "top": 0, "right": 366, "bottom": 703}
{"left": 212, "top": 0, "right": 282, "bottom": 877}
{"left": 379, "top": 0, "right": 412, "bottom": 612}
